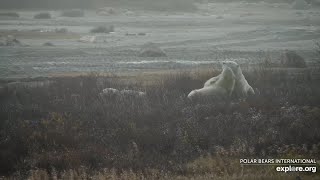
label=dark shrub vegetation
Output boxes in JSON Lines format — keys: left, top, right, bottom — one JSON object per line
{"left": 280, "top": 50, "right": 307, "bottom": 68}
{"left": 0, "top": 67, "right": 319, "bottom": 178}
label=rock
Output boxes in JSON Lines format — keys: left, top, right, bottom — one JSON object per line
{"left": 0, "top": 35, "right": 21, "bottom": 46}
{"left": 0, "top": 12, "right": 19, "bottom": 18}
{"left": 43, "top": 42, "right": 55, "bottom": 46}
{"left": 216, "top": 15, "right": 224, "bottom": 19}
{"left": 34, "top": 12, "right": 51, "bottom": 19}
{"left": 292, "top": 0, "right": 310, "bottom": 10}
{"left": 139, "top": 42, "right": 167, "bottom": 57}
{"left": 126, "top": 33, "right": 136, "bottom": 36}
{"left": 280, "top": 50, "right": 307, "bottom": 68}
{"left": 90, "top": 25, "right": 114, "bottom": 33}
{"left": 61, "top": 9, "right": 84, "bottom": 17}
{"left": 138, "top": 32, "right": 146, "bottom": 36}
{"left": 54, "top": 28, "right": 68, "bottom": 33}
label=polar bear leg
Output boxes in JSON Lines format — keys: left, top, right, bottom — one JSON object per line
{"left": 247, "top": 86, "right": 255, "bottom": 96}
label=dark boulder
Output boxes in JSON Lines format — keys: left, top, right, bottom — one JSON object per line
{"left": 139, "top": 43, "right": 167, "bottom": 57}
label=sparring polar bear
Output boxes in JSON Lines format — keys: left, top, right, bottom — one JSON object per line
{"left": 204, "top": 61, "right": 254, "bottom": 98}
{"left": 188, "top": 66, "right": 235, "bottom": 101}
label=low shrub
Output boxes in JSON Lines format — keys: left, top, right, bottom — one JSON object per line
{"left": 0, "top": 67, "right": 319, "bottom": 177}
{"left": 90, "top": 25, "right": 114, "bottom": 33}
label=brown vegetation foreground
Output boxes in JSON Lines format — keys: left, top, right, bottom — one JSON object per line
{"left": 0, "top": 66, "right": 319, "bottom": 179}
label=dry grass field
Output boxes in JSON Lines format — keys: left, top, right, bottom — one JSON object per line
{"left": 0, "top": 64, "right": 319, "bottom": 179}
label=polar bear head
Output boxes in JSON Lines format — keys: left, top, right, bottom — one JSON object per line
{"left": 187, "top": 89, "right": 198, "bottom": 100}
{"left": 219, "top": 66, "right": 235, "bottom": 83}
{"left": 221, "top": 61, "right": 242, "bottom": 77}
{"left": 216, "top": 66, "right": 235, "bottom": 96}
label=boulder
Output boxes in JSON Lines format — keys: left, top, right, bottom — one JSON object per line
{"left": 138, "top": 32, "right": 146, "bottom": 36}
{"left": 34, "top": 12, "right": 51, "bottom": 19}
{"left": 0, "top": 12, "right": 19, "bottom": 18}
{"left": 90, "top": 25, "right": 114, "bottom": 33}
{"left": 55, "top": 28, "right": 68, "bottom": 33}
{"left": 43, "top": 42, "right": 55, "bottom": 46}
{"left": 139, "top": 43, "right": 167, "bottom": 57}
{"left": 61, "top": 9, "right": 84, "bottom": 17}
{"left": 0, "top": 35, "right": 21, "bottom": 46}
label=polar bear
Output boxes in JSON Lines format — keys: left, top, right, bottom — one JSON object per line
{"left": 204, "top": 61, "right": 254, "bottom": 98}
{"left": 188, "top": 66, "right": 235, "bottom": 101}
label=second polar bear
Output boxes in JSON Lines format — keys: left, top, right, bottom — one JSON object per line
{"left": 204, "top": 61, "right": 255, "bottom": 98}
{"left": 188, "top": 65, "right": 235, "bottom": 101}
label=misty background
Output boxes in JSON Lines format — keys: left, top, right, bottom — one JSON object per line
{"left": 0, "top": 0, "right": 198, "bottom": 10}
{"left": 0, "top": 0, "right": 308, "bottom": 9}
{"left": 0, "top": 0, "right": 320, "bottom": 178}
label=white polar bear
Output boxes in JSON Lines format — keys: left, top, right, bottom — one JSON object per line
{"left": 100, "top": 88, "right": 146, "bottom": 97}
{"left": 204, "top": 61, "right": 254, "bottom": 98}
{"left": 188, "top": 66, "right": 235, "bottom": 101}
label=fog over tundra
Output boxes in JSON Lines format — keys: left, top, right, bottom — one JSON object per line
{"left": 0, "top": 0, "right": 196, "bottom": 10}
{"left": 0, "top": 0, "right": 320, "bottom": 179}
{"left": 0, "top": 0, "right": 319, "bottom": 78}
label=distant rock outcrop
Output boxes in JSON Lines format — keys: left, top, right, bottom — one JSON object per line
{"left": 61, "top": 9, "right": 84, "bottom": 17}
{"left": 280, "top": 50, "right": 307, "bottom": 68}
{"left": 54, "top": 28, "right": 68, "bottom": 33}
{"left": 34, "top": 12, "right": 51, "bottom": 19}
{"left": 43, "top": 42, "right": 55, "bottom": 46}
{"left": 139, "top": 43, "right": 167, "bottom": 57}
{"left": 0, "top": 12, "right": 19, "bottom": 18}
{"left": 0, "top": 35, "right": 21, "bottom": 46}
{"left": 90, "top": 25, "right": 114, "bottom": 33}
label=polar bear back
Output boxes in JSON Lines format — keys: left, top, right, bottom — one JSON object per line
{"left": 188, "top": 66, "right": 235, "bottom": 101}
{"left": 187, "top": 86, "right": 228, "bottom": 101}
{"left": 203, "top": 61, "right": 254, "bottom": 98}
{"left": 204, "top": 74, "right": 220, "bottom": 87}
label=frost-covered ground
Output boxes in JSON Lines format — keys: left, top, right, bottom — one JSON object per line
{"left": 0, "top": 2, "right": 320, "bottom": 78}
